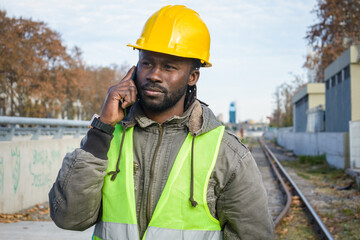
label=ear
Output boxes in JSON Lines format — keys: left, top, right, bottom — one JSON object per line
{"left": 188, "top": 69, "right": 200, "bottom": 87}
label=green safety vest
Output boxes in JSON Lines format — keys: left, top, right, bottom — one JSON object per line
{"left": 93, "top": 124, "right": 225, "bottom": 240}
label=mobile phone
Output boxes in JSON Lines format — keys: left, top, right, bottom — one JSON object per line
{"left": 122, "top": 64, "right": 138, "bottom": 116}
{"left": 131, "top": 65, "right": 137, "bottom": 81}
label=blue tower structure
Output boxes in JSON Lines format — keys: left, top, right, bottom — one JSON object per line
{"left": 229, "top": 102, "right": 236, "bottom": 124}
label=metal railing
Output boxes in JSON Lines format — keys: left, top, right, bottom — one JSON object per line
{"left": 0, "top": 116, "right": 89, "bottom": 141}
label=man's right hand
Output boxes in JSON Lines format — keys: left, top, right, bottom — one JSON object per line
{"left": 99, "top": 66, "right": 137, "bottom": 126}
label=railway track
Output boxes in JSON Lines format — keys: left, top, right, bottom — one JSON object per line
{"left": 251, "top": 138, "right": 334, "bottom": 240}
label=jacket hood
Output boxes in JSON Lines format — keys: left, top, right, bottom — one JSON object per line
{"left": 193, "top": 101, "right": 221, "bottom": 136}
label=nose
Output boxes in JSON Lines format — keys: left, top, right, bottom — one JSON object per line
{"left": 146, "top": 66, "right": 162, "bottom": 83}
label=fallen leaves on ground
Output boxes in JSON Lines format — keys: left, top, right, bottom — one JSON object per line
{"left": 0, "top": 202, "right": 50, "bottom": 223}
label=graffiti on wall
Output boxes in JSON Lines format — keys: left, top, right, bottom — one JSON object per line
{"left": 29, "top": 149, "right": 61, "bottom": 187}
{"left": 11, "top": 147, "right": 21, "bottom": 193}
{"left": 51, "top": 150, "right": 61, "bottom": 162}
{"left": 0, "top": 139, "right": 83, "bottom": 214}
{"left": 1, "top": 142, "right": 75, "bottom": 196}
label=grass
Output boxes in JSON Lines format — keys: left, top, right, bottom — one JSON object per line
{"left": 282, "top": 154, "right": 346, "bottom": 181}
{"left": 296, "top": 172, "right": 311, "bottom": 180}
{"left": 299, "top": 154, "right": 326, "bottom": 165}
{"left": 264, "top": 141, "right": 360, "bottom": 239}
{"left": 322, "top": 211, "right": 335, "bottom": 219}
{"left": 279, "top": 150, "right": 360, "bottom": 240}
{"left": 341, "top": 208, "right": 354, "bottom": 216}
{"left": 240, "top": 137, "right": 249, "bottom": 145}
{"left": 275, "top": 198, "right": 318, "bottom": 240}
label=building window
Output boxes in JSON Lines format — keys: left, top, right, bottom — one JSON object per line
{"left": 344, "top": 65, "right": 350, "bottom": 80}
{"left": 337, "top": 71, "right": 342, "bottom": 84}
{"left": 326, "top": 79, "right": 330, "bottom": 89}
{"left": 331, "top": 76, "right": 336, "bottom": 87}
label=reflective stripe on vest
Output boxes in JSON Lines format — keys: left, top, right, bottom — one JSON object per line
{"left": 93, "top": 125, "right": 225, "bottom": 240}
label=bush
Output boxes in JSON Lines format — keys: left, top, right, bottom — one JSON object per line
{"left": 299, "top": 154, "right": 326, "bottom": 165}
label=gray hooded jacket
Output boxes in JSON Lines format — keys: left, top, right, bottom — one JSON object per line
{"left": 49, "top": 100, "right": 274, "bottom": 239}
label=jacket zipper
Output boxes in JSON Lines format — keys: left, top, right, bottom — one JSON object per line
{"left": 147, "top": 124, "right": 163, "bottom": 223}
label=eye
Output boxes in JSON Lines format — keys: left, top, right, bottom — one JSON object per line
{"left": 141, "top": 60, "right": 151, "bottom": 67}
{"left": 164, "top": 64, "right": 177, "bottom": 70}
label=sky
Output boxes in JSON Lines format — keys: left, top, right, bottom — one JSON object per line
{"left": 0, "top": 0, "right": 317, "bottom": 122}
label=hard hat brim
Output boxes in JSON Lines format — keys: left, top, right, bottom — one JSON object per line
{"left": 127, "top": 44, "right": 212, "bottom": 67}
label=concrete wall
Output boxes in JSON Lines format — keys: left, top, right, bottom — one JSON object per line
{"left": 0, "top": 136, "right": 83, "bottom": 213}
{"left": 263, "top": 129, "right": 278, "bottom": 141}
{"left": 350, "top": 57, "right": 360, "bottom": 121}
{"left": 350, "top": 121, "right": 360, "bottom": 168}
{"left": 277, "top": 131, "right": 349, "bottom": 169}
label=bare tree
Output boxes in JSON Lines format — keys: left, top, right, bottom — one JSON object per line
{"left": 0, "top": 10, "right": 70, "bottom": 117}
{"left": 270, "top": 74, "right": 305, "bottom": 128}
{"left": 0, "top": 10, "right": 129, "bottom": 119}
{"left": 270, "top": 87, "right": 282, "bottom": 128}
{"left": 305, "top": 0, "right": 360, "bottom": 82}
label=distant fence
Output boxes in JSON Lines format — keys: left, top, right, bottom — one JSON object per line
{"left": 0, "top": 116, "right": 88, "bottom": 213}
{"left": 0, "top": 116, "right": 89, "bottom": 141}
{"left": 264, "top": 127, "right": 349, "bottom": 169}
{"left": 262, "top": 128, "right": 278, "bottom": 141}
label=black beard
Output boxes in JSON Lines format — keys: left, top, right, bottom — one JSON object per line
{"left": 138, "top": 82, "right": 188, "bottom": 113}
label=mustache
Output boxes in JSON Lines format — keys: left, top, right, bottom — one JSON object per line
{"left": 141, "top": 83, "right": 168, "bottom": 94}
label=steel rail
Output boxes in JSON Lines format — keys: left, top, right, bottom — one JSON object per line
{"left": 260, "top": 139, "right": 334, "bottom": 240}
{"left": 258, "top": 138, "right": 292, "bottom": 226}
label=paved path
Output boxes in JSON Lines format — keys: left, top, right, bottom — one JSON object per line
{"left": 0, "top": 221, "right": 94, "bottom": 240}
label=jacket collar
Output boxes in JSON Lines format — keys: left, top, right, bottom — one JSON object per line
{"left": 121, "top": 99, "right": 220, "bottom": 135}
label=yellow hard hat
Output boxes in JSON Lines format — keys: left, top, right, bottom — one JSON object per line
{"left": 127, "top": 5, "right": 211, "bottom": 67}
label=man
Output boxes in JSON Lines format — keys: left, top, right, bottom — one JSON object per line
{"left": 49, "top": 5, "right": 274, "bottom": 240}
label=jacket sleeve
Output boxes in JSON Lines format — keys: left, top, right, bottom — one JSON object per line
{"left": 216, "top": 135, "right": 274, "bottom": 239}
{"left": 48, "top": 128, "right": 113, "bottom": 231}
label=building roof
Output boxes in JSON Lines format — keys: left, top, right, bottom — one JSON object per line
{"left": 324, "top": 45, "right": 360, "bottom": 80}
